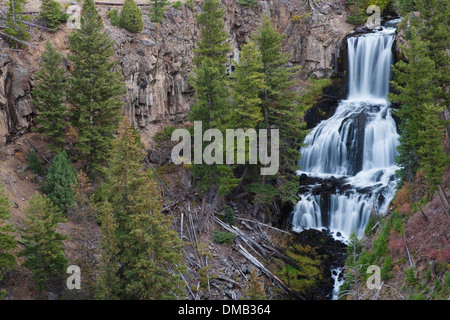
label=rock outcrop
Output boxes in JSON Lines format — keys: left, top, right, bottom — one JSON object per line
{"left": 0, "top": 0, "right": 354, "bottom": 150}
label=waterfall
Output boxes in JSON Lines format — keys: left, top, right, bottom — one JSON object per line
{"left": 292, "top": 25, "right": 400, "bottom": 241}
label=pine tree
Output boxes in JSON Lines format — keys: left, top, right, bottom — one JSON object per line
{"left": 0, "top": 185, "right": 17, "bottom": 299}
{"left": 189, "top": 0, "right": 230, "bottom": 129}
{"left": 28, "top": 149, "right": 45, "bottom": 175}
{"left": 96, "top": 200, "right": 120, "bottom": 299}
{"left": 40, "top": 0, "right": 65, "bottom": 29}
{"left": 249, "top": 15, "right": 307, "bottom": 207}
{"left": 389, "top": 26, "right": 442, "bottom": 186}
{"left": 230, "top": 40, "right": 265, "bottom": 131}
{"left": 412, "top": 0, "right": 450, "bottom": 105}
{"left": 19, "top": 192, "right": 68, "bottom": 293}
{"left": 4, "top": 0, "right": 30, "bottom": 49}
{"left": 342, "top": 231, "right": 363, "bottom": 300}
{"left": 69, "top": 170, "right": 98, "bottom": 298}
{"left": 242, "top": 269, "right": 267, "bottom": 300}
{"left": 193, "top": 0, "right": 230, "bottom": 66}
{"left": 45, "top": 151, "right": 77, "bottom": 213}
{"left": 188, "top": 0, "right": 239, "bottom": 215}
{"left": 119, "top": 0, "right": 144, "bottom": 33}
{"left": 67, "top": 0, "right": 125, "bottom": 173}
{"left": 415, "top": 104, "right": 449, "bottom": 190}
{"left": 32, "top": 41, "right": 67, "bottom": 152}
{"left": 149, "top": 0, "right": 169, "bottom": 23}
{"left": 97, "top": 118, "right": 186, "bottom": 299}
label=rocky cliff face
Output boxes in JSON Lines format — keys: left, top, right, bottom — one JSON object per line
{"left": 0, "top": 0, "right": 353, "bottom": 151}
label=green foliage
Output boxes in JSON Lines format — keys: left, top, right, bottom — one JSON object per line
{"left": 97, "top": 118, "right": 186, "bottom": 299}
{"left": 0, "top": 185, "right": 17, "bottom": 299}
{"left": 242, "top": 269, "right": 267, "bottom": 300}
{"left": 345, "top": 0, "right": 393, "bottom": 25}
{"left": 237, "top": 0, "right": 258, "bottom": 8}
{"left": 397, "top": 0, "right": 414, "bottom": 16}
{"left": 149, "top": 0, "right": 170, "bottom": 23}
{"left": 272, "top": 237, "right": 322, "bottom": 294}
{"left": 3, "top": 0, "right": 30, "bottom": 48}
{"left": 389, "top": 0, "right": 449, "bottom": 190}
{"left": 364, "top": 214, "right": 375, "bottom": 236}
{"left": 223, "top": 207, "right": 236, "bottom": 226}
{"left": 171, "top": 1, "right": 182, "bottom": 9}
{"left": 40, "top": 0, "right": 66, "bottom": 29}
{"left": 406, "top": 266, "right": 416, "bottom": 285}
{"left": 186, "top": 0, "right": 194, "bottom": 9}
{"left": 107, "top": 8, "right": 120, "bottom": 27}
{"left": 28, "top": 150, "right": 45, "bottom": 175}
{"left": 45, "top": 151, "right": 77, "bottom": 213}
{"left": 381, "top": 256, "right": 392, "bottom": 280}
{"left": 193, "top": 0, "right": 230, "bottom": 66}
{"left": 19, "top": 192, "right": 68, "bottom": 292}
{"left": 249, "top": 15, "right": 307, "bottom": 206}
{"left": 154, "top": 125, "right": 176, "bottom": 143}
{"left": 67, "top": 0, "right": 125, "bottom": 173}
{"left": 212, "top": 230, "right": 235, "bottom": 245}
{"left": 120, "top": 0, "right": 144, "bottom": 33}
{"left": 32, "top": 41, "right": 67, "bottom": 152}
{"left": 229, "top": 40, "right": 265, "bottom": 131}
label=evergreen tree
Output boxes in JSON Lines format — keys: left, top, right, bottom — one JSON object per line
{"left": 4, "top": 0, "right": 30, "bottom": 48}
{"left": 69, "top": 170, "right": 98, "bottom": 298}
{"left": 149, "top": 0, "right": 169, "bottom": 23}
{"left": 412, "top": 0, "right": 450, "bottom": 106}
{"left": 230, "top": 40, "right": 265, "bottom": 131}
{"left": 40, "top": 0, "right": 65, "bottom": 29}
{"left": 45, "top": 151, "right": 77, "bottom": 213}
{"left": 0, "top": 185, "right": 17, "bottom": 299}
{"left": 119, "top": 0, "right": 144, "bottom": 33}
{"left": 97, "top": 118, "right": 186, "bottom": 299}
{"left": 32, "top": 41, "right": 67, "bottom": 152}
{"left": 341, "top": 231, "right": 363, "bottom": 300}
{"left": 189, "top": 0, "right": 230, "bottom": 129}
{"left": 242, "top": 269, "right": 267, "bottom": 300}
{"left": 415, "top": 104, "right": 449, "bottom": 190}
{"left": 28, "top": 149, "right": 45, "bottom": 175}
{"left": 19, "top": 192, "right": 68, "bottom": 293}
{"left": 67, "top": 0, "right": 125, "bottom": 173}
{"left": 188, "top": 0, "right": 239, "bottom": 216}
{"left": 249, "top": 15, "right": 307, "bottom": 207}
{"left": 389, "top": 26, "right": 442, "bottom": 186}
{"left": 193, "top": 0, "right": 230, "bottom": 66}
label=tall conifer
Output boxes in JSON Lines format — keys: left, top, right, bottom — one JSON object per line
{"left": 97, "top": 118, "right": 186, "bottom": 299}
{"left": 67, "top": 0, "right": 125, "bottom": 173}
{"left": 33, "top": 41, "right": 67, "bottom": 152}
{"left": 0, "top": 185, "right": 16, "bottom": 299}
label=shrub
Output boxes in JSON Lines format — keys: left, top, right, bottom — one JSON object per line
{"left": 119, "top": 0, "right": 144, "bottom": 33}
{"left": 186, "top": 0, "right": 194, "bottom": 9}
{"left": 40, "top": 0, "right": 66, "bottom": 29}
{"left": 224, "top": 207, "right": 236, "bottom": 226}
{"left": 291, "top": 13, "right": 310, "bottom": 24}
{"left": 45, "top": 151, "right": 77, "bottom": 213}
{"left": 237, "top": 0, "right": 258, "bottom": 8}
{"left": 213, "top": 230, "right": 235, "bottom": 245}
{"left": 406, "top": 266, "right": 416, "bottom": 285}
{"left": 381, "top": 256, "right": 392, "bottom": 280}
{"left": 107, "top": 8, "right": 120, "bottom": 27}
{"left": 171, "top": 1, "right": 182, "bottom": 9}
{"left": 154, "top": 125, "right": 176, "bottom": 143}
{"left": 28, "top": 150, "right": 45, "bottom": 175}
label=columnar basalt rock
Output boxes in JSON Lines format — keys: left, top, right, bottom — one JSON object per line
{"left": 0, "top": 0, "right": 353, "bottom": 149}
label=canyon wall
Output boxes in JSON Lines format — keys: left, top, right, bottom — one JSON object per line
{"left": 0, "top": 0, "right": 353, "bottom": 150}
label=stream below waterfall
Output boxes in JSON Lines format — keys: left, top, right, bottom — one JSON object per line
{"left": 292, "top": 19, "right": 402, "bottom": 299}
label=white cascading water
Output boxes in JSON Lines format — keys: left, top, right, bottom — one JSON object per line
{"left": 292, "top": 25, "right": 400, "bottom": 241}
